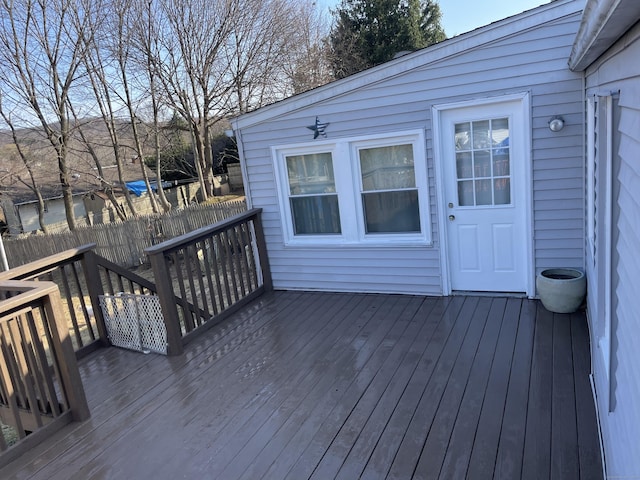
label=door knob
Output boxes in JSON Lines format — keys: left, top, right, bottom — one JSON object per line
{"left": 448, "top": 215, "right": 455, "bottom": 221}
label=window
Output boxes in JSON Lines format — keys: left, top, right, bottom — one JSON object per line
{"left": 273, "top": 130, "right": 430, "bottom": 246}
{"left": 285, "top": 152, "right": 340, "bottom": 235}
{"left": 454, "top": 118, "right": 511, "bottom": 207}
{"left": 358, "top": 144, "right": 420, "bottom": 233}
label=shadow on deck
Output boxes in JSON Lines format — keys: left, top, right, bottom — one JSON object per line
{"left": 0, "top": 291, "right": 602, "bottom": 479}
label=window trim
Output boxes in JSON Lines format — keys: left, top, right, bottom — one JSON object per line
{"left": 272, "top": 130, "right": 431, "bottom": 247}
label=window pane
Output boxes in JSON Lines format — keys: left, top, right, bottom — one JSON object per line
{"left": 286, "top": 153, "right": 335, "bottom": 195}
{"left": 290, "top": 195, "right": 341, "bottom": 235}
{"left": 475, "top": 179, "right": 492, "bottom": 205}
{"left": 472, "top": 120, "right": 490, "bottom": 149}
{"left": 474, "top": 150, "right": 491, "bottom": 177}
{"left": 493, "top": 152, "right": 510, "bottom": 176}
{"left": 491, "top": 118, "right": 509, "bottom": 145}
{"left": 362, "top": 190, "right": 420, "bottom": 233}
{"left": 494, "top": 178, "right": 511, "bottom": 205}
{"left": 455, "top": 122, "right": 471, "bottom": 151}
{"left": 456, "top": 152, "right": 472, "bottom": 179}
{"left": 458, "top": 180, "right": 474, "bottom": 206}
{"left": 360, "top": 144, "right": 415, "bottom": 191}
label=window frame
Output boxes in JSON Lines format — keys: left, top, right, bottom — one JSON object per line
{"left": 272, "top": 130, "right": 431, "bottom": 247}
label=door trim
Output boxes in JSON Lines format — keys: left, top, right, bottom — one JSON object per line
{"left": 432, "top": 92, "right": 534, "bottom": 297}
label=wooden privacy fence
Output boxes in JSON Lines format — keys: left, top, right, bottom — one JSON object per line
{"left": 3, "top": 200, "right": 247, "bottom": 269}
{"left": 0, "top": 280, "right": 90, "bottom": 468}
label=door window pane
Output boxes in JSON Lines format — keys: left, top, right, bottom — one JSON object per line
{"left": 286, "top": 152, "right": 340, "bottom": 235}
{"left": 475, "top": 179, "right": 492, "bottom": 205}
{"left": 456, "top": 152, "right": 472, "bottom": 178}
{"left": 472, "top": 120, "right": 491, "bottom": 149}
{"left": 458, "top": 180, "right": 474, "bottom": 206}
{"left": 494, "top": 178, "right": 511, "bottom": 205}
{"left": 454, "top": 117, "right": 511, "bottom": 207}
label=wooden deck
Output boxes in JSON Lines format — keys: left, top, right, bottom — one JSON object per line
{"left": 0, "top": 291, "right": 602, "bottom": 479}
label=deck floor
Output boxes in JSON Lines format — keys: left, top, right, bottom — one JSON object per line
{"left": 1, "top": 291, "right": 602, "bottom": 479}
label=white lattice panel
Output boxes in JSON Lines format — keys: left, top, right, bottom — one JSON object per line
{"left": 99, "top": 294, "right": 167, "bottom": 355}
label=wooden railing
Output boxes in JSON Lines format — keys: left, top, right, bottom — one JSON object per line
{"left": 0, "top": 208, "right": 271, "bottom": 462}
{"left": 0, "top": 280, "right": 89, "bottom": 467}
{"left": 0, "top": 208, "right": 272, "bottom": 358}
{"left": 0, "top": 245, "right": 105, "bottom": 358}
{"left": 146, "top": 208, "right": 271, "bottom": 355}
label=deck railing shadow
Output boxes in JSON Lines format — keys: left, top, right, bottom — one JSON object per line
{"left": 0, "top": 208, "right": 271, "bottom": 462}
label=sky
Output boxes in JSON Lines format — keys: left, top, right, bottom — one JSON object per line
{"left": 318, "top": 0, "right": 551, "bottom": 38}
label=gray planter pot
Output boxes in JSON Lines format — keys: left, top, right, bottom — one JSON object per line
{"left": 536, "top": 268, "right": 586, "bottom": 314}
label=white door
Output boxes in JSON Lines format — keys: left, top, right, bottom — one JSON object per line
{"left": 438, "top": 99, "right": 530, "bottom": 293}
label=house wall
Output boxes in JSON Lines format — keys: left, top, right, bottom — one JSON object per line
{"left": 17, "top": 197, "right": 87, "bottom": 233}
{"left": 584, "top": 19, "right": 640, "bottom": 478}
{"left": 235, "top": 0, "right": 584, "bottom": 295}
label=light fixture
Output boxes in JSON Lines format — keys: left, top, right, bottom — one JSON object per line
{"left": 548, "top": 116, "right": 565, "bottom": 132}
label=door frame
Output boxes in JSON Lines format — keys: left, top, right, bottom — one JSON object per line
{"left": 432, "top": 92, "right": 534, "bottom": 297}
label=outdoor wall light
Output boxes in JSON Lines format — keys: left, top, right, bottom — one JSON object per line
{"left": 548, "top": 116, "right": 565, "bottom": 132}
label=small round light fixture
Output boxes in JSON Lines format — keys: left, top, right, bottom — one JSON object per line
{"left": 548, "top": 116, "right": 565, "bottom": 132}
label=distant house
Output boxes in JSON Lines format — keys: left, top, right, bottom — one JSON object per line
{"left": 13, "top": 192, "right": 88, "bottom": 234}
{"left": 231, "top": 0, "right": 640, "bottom": 476}
{"left": 0, "top": 159, "right": 161, "bottom": 233}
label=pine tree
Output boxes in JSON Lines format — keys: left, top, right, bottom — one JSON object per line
{"left": 329, "top": 0, "right": 446, "bottom": 79}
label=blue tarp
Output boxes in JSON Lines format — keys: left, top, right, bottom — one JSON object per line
{"left": 125, "top": 180, "right": 171, "bottom": 197}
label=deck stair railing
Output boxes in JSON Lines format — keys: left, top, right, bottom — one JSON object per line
{"left": 0, "top": 280, "right": 90, "bottom": 467}
{"left": 0, "top": 208, "right": 271, "bottom": 460}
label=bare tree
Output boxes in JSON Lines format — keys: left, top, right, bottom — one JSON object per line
{"left": 67, "top": 104, "right": 129, "bottom": 221}
{"left": 0, "top": 95, "right": 49, "bottom": 233}
{"left": 0, "top": 0, "right": 332, "bottom": 235}
{"left": 284, "top": 1, "right": 333, "bottom": 95}
{"left": 146, "top": 0, "right": 241, "bottom": 199}
{"left": 128, "top": 0, "right": 174, "bottom": 211}
{"left": 79, "top": 33, "right": 141, "bottom": 218}
{"left": 225, "top": 0, "right": 298, "bottom": 113}
{"left": 0, "top": 0, "right": 105, "bottom": 230}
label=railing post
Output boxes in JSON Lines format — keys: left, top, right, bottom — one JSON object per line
{"left": 147, "top": 251, "right": 184, "bottom": 355}
{"left": 82, "top": 250, "right": 110, "bottom": 347}
{"left": 252, "top": 210, "right": 272, "bottom": 291}
{"left": 42, "top": 284, "right": 90, "bottom": 422}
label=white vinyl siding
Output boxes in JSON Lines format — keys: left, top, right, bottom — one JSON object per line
{"left": 233, "top": 0, "right": 584, "bottom": 295}
{"left": 583, "top": 18, "right": 640, "bottom": 479}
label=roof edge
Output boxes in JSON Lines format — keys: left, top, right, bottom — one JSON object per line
{"left": 232, "top": 0, "right": 583, "bottom": 130}
{"left": 569, "top": 0, "right": 640, "bottom": 71}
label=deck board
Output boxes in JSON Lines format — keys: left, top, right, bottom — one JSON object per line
{"left": 0, "top": 291, "right": 602, "bottom": 480}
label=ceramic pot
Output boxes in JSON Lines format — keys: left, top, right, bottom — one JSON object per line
{"left": 536, "top": 268, "right": 586, "bottom": 314}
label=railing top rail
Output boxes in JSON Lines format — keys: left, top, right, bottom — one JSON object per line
{"left": 145, "top": 208, "right": 262, "bottom": 256}
{"left": 0, "top": 244, "right": 97, "bottom": 282}
{"left": 0, "top": 280, "right": 60, "bottom": 315}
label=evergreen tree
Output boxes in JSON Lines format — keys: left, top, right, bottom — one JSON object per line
{"left": 329, "top": 0, "right": 446, "bottom": 79}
